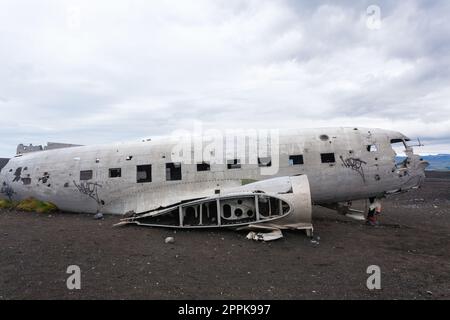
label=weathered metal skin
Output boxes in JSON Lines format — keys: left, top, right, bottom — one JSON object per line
{"left": 0, "top": 127, "right": 428, "bottom": 220}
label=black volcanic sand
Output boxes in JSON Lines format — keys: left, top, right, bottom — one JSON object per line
{"left": 0, "top": 172, "right": 449, "bottom": 300}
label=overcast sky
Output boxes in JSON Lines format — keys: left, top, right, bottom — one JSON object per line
{"left": 0, "top": 0, "right": 449, "bottom": 157}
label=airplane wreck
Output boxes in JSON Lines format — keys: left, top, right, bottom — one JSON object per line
{"left": 0, "top": 128, "right": 428, "bottom": 238}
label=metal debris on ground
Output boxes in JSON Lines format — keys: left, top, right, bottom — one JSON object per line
{"left": 345, "top": 213, "right": 366, "bottom": 221}
{"left": 94, "top": 213, "right": 103, "bottom": 220}
{"left": 246, "top": 229, "right": 283, "bottom": 242}
{"left": 165, "top": 237, "right": 175, "bottom": 244}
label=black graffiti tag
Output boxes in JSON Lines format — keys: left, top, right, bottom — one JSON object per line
{"left": 340, "top": 156, "right": 367, "bottom": 183}
{"left": 38, "top": 172, "right": 50, "bottom": 184}
{"left": 73, "top": 181, "right": 104, "bottom": 206}
{"left": 12, "top": 167, "right": 22, "bottom": 182}
{"left": 1, "top": 182, "right": 15, "bottom": 200}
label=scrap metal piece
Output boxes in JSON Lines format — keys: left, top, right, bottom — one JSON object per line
{"left": 165, "top": 237, "right": 175, "bottom": 244}
{"left": 94, "top": 212, "right": 103, "bottom": 220}
{"left": 345, "top": 213, "right": 366, "bottom": 221}
{"left": 246, "top": 229, "right": 283, "bottom": 242}
{"left": 114, "top": 175, "right": 313, "bottom": 236}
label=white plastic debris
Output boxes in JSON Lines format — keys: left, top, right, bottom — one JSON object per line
{"left": 165, "top": 237, "right": 175, "bottom": 244}
{"left": 246, "top": 230, "right": 283, "bottom": 242}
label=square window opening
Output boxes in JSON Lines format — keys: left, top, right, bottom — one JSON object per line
{"left": 289, "top": 155, "right": 304, "bottom": 165}
{"left": 109, "top": 168, "right": 121, "bottom": 178}
{"left": 367, "top": 145, "right": 378, "bottom": 152}
{"left": 320, "top": 153, "right": 336, "bottom": 163}
{"left": 227, "top": 159, "right": 241, "bottom": 169}
{"left": 80, "top": 170, "right": 93, "bottom": 181}
{"left": 166, "top": 162, "right": 182, "bottom": 181}
{"left": 197, "top": 162, "right": 211, "bottom": 171}
{"left": 258, "top": 157, "right": 272, "bottom": 167}
{"left": 137, "top": 165, "right": 152, "bottom": 183}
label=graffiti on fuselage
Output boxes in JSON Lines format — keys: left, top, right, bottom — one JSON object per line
{"left": 340, "top": 156, "right": 367, "bottom": 183}
{"left": 38, "top": 172, "right": 50, "bottom": 184}
{"left": 1, "top": 182, "right": 15, "bottom": 200}
{"left": 73, "top": 181, "right": 105, "bottom": 206}
{"left": 12, "top": 167, "right": 22, "bottom": 182}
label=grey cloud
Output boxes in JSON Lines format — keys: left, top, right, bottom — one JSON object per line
{"left": 0, "top": 0, "right": 449, "bottom": 156}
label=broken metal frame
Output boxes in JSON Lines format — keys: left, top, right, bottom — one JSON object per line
{"left": 116, "top": 192, "right": 292, "bottom": 229}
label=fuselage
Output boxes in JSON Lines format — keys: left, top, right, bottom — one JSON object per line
{"left": 0, "top": 127, "right": 428, "bottom": 214}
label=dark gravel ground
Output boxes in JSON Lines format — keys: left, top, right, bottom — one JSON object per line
{"left": 0, "top": 172, "right": 449, "bottom": 300}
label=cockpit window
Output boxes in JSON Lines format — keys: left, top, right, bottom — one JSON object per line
{"left": 390, "top": 138, "right": 406, "bottom": 144}
{"left": 390, "top": 139, "right": 407, "bottom": 156}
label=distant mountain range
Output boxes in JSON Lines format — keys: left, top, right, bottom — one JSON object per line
{"left": 396, "top": 154, "right": 450, "bottom": 171}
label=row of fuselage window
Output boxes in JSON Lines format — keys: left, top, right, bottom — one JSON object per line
{"left": 79, "top": 153, "right": 337, "bottom": 183}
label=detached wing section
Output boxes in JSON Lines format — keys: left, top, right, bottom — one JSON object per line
{"left": 115, "top": 175, "right": 312, "bottom": 234}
